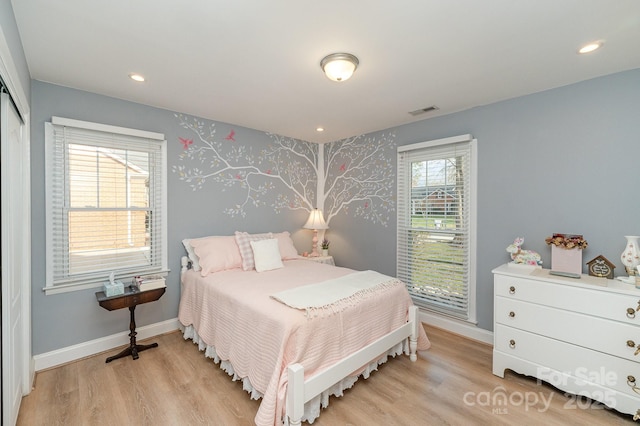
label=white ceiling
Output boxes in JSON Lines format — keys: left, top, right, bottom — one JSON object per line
{"left": 11, "top": 0, "right": 640, "bottom": 143}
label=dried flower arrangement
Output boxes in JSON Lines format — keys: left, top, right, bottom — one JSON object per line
{"left": 321, "top": 238, "right": 330, "bottom": 250}
{"left": 545, "top": 233, "right": 588, "bottom": 250}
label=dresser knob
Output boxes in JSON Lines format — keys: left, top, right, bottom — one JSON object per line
{"left": 626, "top": 340, "right": 640, "bottom": 356}
{"left": 509, "top": 339, "right": 516, "bottom": 349}
{"left": 508, "top": 311, "right": 515, "bottom": 318}
{"left": 628, "top": 308, "right": 637, "bottom": 319}
{"left": 628, "top": 376, "right": 640, "bottom": 395}
{"left": 509, "top": 286, "right": 515, "bottom": 294}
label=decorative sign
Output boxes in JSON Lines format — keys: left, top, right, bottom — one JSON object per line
{"left": 586, "top": 255, "right": 615, "bottom": 279}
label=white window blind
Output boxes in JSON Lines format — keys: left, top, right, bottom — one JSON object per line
{"left": 45, "top": 118, "right": 167, "bottom": 293}
{"left": 397, "top": 135, "right": 476, "bottom": 322}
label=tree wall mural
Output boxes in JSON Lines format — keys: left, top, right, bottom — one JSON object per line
{"left": 321, "top": 133, "right": 395, "bottom": 226}
{"left": 172, "top": 114, "right": 396, "bottom": 226}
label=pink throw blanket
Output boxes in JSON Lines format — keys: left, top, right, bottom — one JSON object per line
{"left": 178, "top": 260, "right": 430, "bottom": 425}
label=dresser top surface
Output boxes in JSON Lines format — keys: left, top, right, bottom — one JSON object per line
{"left": 492, "top": 263, "right": 639, "bottom": 296}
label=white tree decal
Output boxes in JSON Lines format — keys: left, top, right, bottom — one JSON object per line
{"left": 321, "top": 134, "right": 396, "bottom": 226}
{"left": 172, "top": 114, "right": 395, "bottom": 225}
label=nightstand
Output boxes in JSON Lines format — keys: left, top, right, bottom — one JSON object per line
{"left": 305, "top": 255, "right": 335, "bottom": 266}
{"left": 96, "top": 286, "right": 165, "bottom": 363}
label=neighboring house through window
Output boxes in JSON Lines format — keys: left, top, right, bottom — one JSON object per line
{"left": 45, "top": 117, "right": 167, "bottom": 294}
{"left": 397, "top": 134, "right": 477, "bottom": 322}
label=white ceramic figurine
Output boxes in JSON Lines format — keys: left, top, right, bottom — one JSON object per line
{"left": 506, "top": 237, "right": 542, "bottom": 266}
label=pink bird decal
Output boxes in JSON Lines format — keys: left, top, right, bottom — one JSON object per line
{"left": 179, "top": 137, "right": 193, "bottom": 149}
{"left": 225, "top": 129, "right": 236, "bottom": 141}
{"left": 266, "top": 169, "right": 272, "bottom": 174}
{"left": 364, "top": 202, "right": 369, "bottom": 208}
{"left": 340, "top": 163, "right": 346, "bottom": 172}
{"left": 235, "top": 174, "right": 242, "bottom": 180}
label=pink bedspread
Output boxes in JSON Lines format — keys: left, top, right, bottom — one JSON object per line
{"left": 178, "top": 260, "right": 430, "bottom": 426}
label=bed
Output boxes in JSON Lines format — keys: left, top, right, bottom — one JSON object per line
{"left": 178, "top": 231, "right": 430, "bottom": 425}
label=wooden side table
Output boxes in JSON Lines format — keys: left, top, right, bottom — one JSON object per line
{"left": 96, "top": 286, "right": 166, "bottom": 363}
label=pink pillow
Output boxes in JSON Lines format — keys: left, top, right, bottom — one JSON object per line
{"left": 190, "top": 236, "right": 243, "bottom": 276}
{"left": 273, "top": 231, "right": 300, "bottom": 260}
{"left": 235, "top": 232, "right": 273, "bottom": 270}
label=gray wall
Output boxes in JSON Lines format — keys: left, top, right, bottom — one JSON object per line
{"left": 30, "top": 68, "right": 640, "bottom": 353}
{"left": 331, "top": 68, "right": 640, "bottom": 331}
{"left": 30, "top": 81, "right": 311, "bottom": 354}
{"left": 0, "top": 0, "right": 29, "bottom": 102}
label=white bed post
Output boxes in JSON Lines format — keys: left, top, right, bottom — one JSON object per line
{"left": 287, "top": 363, "right": 304, "bottom": 426}
{"left": 408, "top": 305, "right": 418, "bottom": 362}
{"left": 181, "top": 256, "right": 189, "bottom": 273}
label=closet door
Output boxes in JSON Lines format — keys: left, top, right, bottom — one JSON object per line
{"left": 1, "top": 91, "right": 25, "bottom": 426}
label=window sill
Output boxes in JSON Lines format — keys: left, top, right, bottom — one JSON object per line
{"left": 43, "top": 281, "right": 105, "bottom": 295}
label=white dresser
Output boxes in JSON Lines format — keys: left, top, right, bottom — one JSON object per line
{"left": 493, "top": 263, "right": 640, "bottom": 418}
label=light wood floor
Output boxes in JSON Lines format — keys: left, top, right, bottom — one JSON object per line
{"left": 17, "top": 325, "right": 634, "bottom": 425}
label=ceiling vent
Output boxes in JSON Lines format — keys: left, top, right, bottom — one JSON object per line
{"left": 408, "top": 105, "right": 440, "bottom": 116}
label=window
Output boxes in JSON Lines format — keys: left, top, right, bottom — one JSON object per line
{"left": 45, "top": 117, "right": 167, "bottom": 294}
{"left": 397, "top": 134, "right": 477, "bottom": 322}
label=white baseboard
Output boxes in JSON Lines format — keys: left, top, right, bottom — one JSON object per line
{"left": 419, "top": 311, "right": 493, "bottom": 345}
{"left": 33, "top": 318, "right": 180, "bottom": 372}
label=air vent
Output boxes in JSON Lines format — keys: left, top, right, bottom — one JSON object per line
{"left": 408, "top": 105, "right": 440, "bottom": 116}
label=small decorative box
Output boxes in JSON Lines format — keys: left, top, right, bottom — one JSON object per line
{"left": 551, "top": 245, "right": 582, "bottom": 275}
{"left": 103, "top": 280, "right": 124, "bottom": 297}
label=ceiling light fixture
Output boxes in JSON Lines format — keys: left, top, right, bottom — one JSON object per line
{"left": 316, "top": 127, "right": 324, "bottom": 132}
{"left": 320, "top": 53, "right": 359, "bottom": 82}
{"left": 129, "top": 73, "right": 145, "bottom": 82}
{"left": 578, "top": 41, "right": 603, "bottom": 54}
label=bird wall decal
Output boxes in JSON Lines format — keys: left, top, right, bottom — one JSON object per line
{"left": 179, "top": 137, "right": 193, "bottom": 149}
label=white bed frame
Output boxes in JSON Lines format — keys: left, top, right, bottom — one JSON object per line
{"left": 286, "top": 305, "right": 418, "bottom": 425}
{"left": 180, "top": 256, "right": 419, "bottom": 425}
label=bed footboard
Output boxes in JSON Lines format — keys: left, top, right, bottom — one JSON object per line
{"left": 286, "top": 305, "right": 419, "bottom": 425}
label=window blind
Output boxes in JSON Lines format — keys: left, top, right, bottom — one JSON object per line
{"left": 397, "top": 136, "right": 476, "bottom": 321}
{"left": 45, "top": 119, "right": 167, "bottom": 291}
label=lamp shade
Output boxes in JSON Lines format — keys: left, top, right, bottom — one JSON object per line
{"left": 320, "top": 53, "right": 359, "bottom": 82}
{"left": 303, "top": 208, "right": 328, "bottom": 230}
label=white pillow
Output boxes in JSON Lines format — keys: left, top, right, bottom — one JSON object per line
{"left": 182, "top": 239, "right": 201, "bottom": 271}
{"left": 250, "top": 239, "right": 284, "bottom": 272}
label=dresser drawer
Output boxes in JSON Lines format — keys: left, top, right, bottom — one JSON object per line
{"left": 495, "top": 274, "right": 640, "bottom": 324}
{"left": 496, "top": 296, "right": 640, "bottom": 362}
{"left": 493, "top": 264, "right": 640, "bottom": 417}
{"left": 495, "top": 323, "right": 640, "bottom": 402}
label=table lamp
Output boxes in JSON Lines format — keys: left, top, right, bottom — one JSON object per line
{"left": 303, "top": 208, "right": 328, "bottom": 257}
